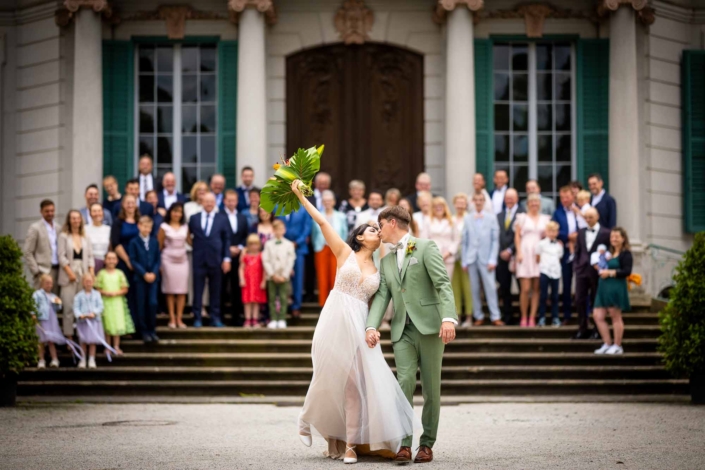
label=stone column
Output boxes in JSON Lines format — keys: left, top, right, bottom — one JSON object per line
{"left": 439, "top": 0, "right": 483, "bottom": 198}
{"left": 230, "top": 1, "right": 275, "bottom": 187}
{"left": 68, "top": 3, "right": 105, "bottom": 208}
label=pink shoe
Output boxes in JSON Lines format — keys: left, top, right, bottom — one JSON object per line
{"left": 528, "top": 318, "right": 536, "bottom": 327}
{"left": 520, "top": 318, "right": 527, "bottom": 327}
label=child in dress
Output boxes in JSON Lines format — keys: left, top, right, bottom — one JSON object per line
{"left": 262, "top": 220, "right": 296, "bottom": 329}
{"left": 73, "top": 273, "right": 105, "bottom": 369}
{"left": 239, "top": 233, "right": 267, "bottom": 328}
{"left": 32, "top": 274, "right": 63, "bottom": 368}
{"left": 536, "top": 221, "right": 564, "bottom": 327}
{"left": 96, "top": 251, "right": 134, "bottom": 355}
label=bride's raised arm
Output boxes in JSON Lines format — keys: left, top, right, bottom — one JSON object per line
{"left": 291, "top": 180, "right": 351, "bottom": 262}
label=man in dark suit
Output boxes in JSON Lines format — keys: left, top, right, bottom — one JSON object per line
{"left": 188, "top": 192, "right": 232, "bottom": 328}
{"left": 573, "top": 207, "right": 612, "bottom": 339}
{"left": 113, "top": 178, "right": 154, "bottom": 218}
{"left": 279, "top": 208, "right": 312, "bottom": 318}
{"left": 588, "top": 173, "right": 617, "bottom": 229}
{"left": 157, "top": 172, "right": 187, "bottom": 216}
{"left": 210, "top": 173, "right": 227, "bottom": 212}
{"left": 489, "top": 169, "right": 509, "bottom": 215}
{"left": 552, "top": 186, "right": 578, "bottom": 324}
{"left": 144, "top": 190, "right": 165, "bottom": 237}
{"left": 127, "top": 215, "right": 161, "bottom": 343}
{"left": 222, "top": 190, "right": 249, "bottom": 326}
{"left": 404, "top": 172, "right": 432, "bottom": 213}
{"left": 496, "top": 188, "right": 524, "bottom": 325}
{"left": 236, "top": 166, "right": 256, "bottom": 212}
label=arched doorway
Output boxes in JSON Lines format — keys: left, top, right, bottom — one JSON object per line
{"left": 286, "top": 43, "right": 424, "bottom": 198}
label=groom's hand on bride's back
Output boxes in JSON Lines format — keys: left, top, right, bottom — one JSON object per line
{"left": 439, "top": 321, "right": 456, "bottom": 345}
{"left": 365, "top": 329, "right": 380, "bottom": 348}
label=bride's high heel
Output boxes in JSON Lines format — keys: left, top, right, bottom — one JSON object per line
{"left": 344, "top": 445, "right": 357, "bottom": 464}
{"left": 298, "top": 434, "right": 312, "bottom": 447}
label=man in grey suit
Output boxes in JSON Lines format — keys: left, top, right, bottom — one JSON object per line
{"left": 79, "top": 184, "right": 112, "bottom": 226}
{"left": 461, "top": 192, "right": 504, "bottom": 326}
{"left": 23, "top": 199, "right": 60, "bottom": 292}
{"left": 497, "top": 188, "right": 524, "bottom": 325}
{"left": 520, "top": 179, "right": 555, "bottom": 216}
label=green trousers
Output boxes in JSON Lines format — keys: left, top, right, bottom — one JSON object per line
{"left": 393, "top": 322, "right": 445, "bottom": 448}
{"left": 451, "top": 259, "right": 472, "bottom": 316}
{"left": 267, "top": 281, "right": 289, "bottom": 321}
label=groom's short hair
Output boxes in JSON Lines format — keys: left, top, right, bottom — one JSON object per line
{"left": 378, "top": 206, "right": 410, "bottom": 229}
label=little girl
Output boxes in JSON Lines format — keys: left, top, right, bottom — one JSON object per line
{"left": 96, "top": 251, "right": 134, "bottom": 355}
{"left": 32, "top": 274, "right": 63, "bottom": 368}
{"left": 73, "top": 273, "right": 105, "bottom": 369}
{"left": 239, "top": 233, "right": 267, "bottom": 328}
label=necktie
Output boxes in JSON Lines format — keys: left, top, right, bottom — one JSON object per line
{"left": 204, "top": 214, "right": 212, "bottom": 236}
{"left": 505, "top": 215, "right": 511, "bottom": 230}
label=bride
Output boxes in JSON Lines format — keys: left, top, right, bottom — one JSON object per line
{"left": 291, "top": 180, "right": 416, "bottom": 464}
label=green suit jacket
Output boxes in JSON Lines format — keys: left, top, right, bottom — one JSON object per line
{"left": 367, "top": 237, "right": 458, "bottom": 342}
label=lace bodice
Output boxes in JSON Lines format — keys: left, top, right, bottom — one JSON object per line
{"left": 333, "top": 251, "right": 380, "bottom": 303}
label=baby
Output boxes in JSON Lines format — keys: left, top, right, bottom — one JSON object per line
{"left": 590, "top": 244, "right": 612, "bottom": 270}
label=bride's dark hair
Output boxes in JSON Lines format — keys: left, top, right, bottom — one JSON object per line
{"left": 347, "top": 224, "right": 375, "bottom": 252}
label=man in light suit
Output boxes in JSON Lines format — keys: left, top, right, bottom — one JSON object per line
{"left": 520, "top": 180, "right": 555, "bottom": 216}
{"left": 157, "top": 172, "right": 186, "bottom": 216}
{"left": 588, "top": 173, "right": 617, "bottom": 229}
{"left": 137, "top": 154, "right": 155, "bottom": 201}
{"left": 461, "top": 192, "right": 504, "bottom": 326}
{"left": 279, "top": 207, "right": 312, "bottom": 318}
{"left": 496, "top": 188, "right": 524, "bottom": 325}
{"left": 23, "top": 199, "right": 60, "bottom": 291}
{"left": 80, "top": 184, "right": 112, "bottom": 226}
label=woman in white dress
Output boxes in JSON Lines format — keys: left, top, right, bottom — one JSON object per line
{"left": 291, "top": 180, "right": 416, "bottom": 464}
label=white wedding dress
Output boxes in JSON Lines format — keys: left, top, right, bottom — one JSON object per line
{"left": 298, "top": 251, "right": 416, "bottom": 458}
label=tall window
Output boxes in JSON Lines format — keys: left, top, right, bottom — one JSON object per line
{"left": 137, "top": 44, "right": 218, "bottom": 192}
{"left": 492, "top": 42, "right": 574, "bottom": 202}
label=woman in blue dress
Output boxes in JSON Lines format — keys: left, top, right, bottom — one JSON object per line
{"left": 110, "top": 194, "right": 141, "bottom": 328}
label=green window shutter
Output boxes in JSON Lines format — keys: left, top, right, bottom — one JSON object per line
{"left": 102, "top": 40, "right": 134, "bottom": 190}
{"left": 576, "top": 38, "right": 609, "bottom": 190}
{"left": 682, "top": 50, "right": 705, "bottom": 233}
{"left": 218, "top": 41, "right": 238, "bottom": 189}
{"left": 475, "top": 39, "right": 493, "bottom": 188}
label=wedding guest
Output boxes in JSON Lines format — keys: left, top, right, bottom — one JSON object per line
{"left": 112, "top": 178, "right": 152, "bottom": 218}
{"left": 461, "top": 192, "right": 503, "bottom": 326}
{"left": 23, "top": 199, "right": 60, "bottom": 291}
{"left": 58, "top": 210, "right": 95, "bottom": 337}
{"left": 158, "top": 202, "right": 189, "bottom": 329}
{"left": 497, "top": 188, "right": 524, "bottom": 325}
{"left": 398, "top": 198, "right": 419, "bottom": 236}
{"left": 157, "top": 172, "right": 186, "bottom": 216}
{"left": 137, "top": 154, "right": 155, "bottom": 200}
{"left": 588, "top": 173, "right": 617, "bottom": 229}
{"left": 404, "top": 172, "right": 432, "bottom": 212}
{"left": 239, "top": 234, "right": 267, "bottom": 328}
{"left": 144, "top": 190, "right": 164, "bottom": 236}
{"left": 210, "top": 173, "right": 226, "bottom": 211}
{"left": 32, "top": 274, "right": 62, "bottom": 368}
{"left": 184, "top": 181, "right": 209, "bottom": 221}
{"left": 514, "top": 194, "right": 550, "bottom": 327}
{"left": 222, "top": 190, "right": 249, "bottom": 326}
{"left": 84, "top": 203, "right": 111, "bottom": 272}
{"left": 552, "top": 186, "right": 578, "bottom": 323}
{"left": 313, "top": 190, "right": 348, "bottom": 306}
{"left": 128, "top": 216, "right": 161, "bottom": 342}
{"left": 469, "top": 173, "right": 493, "bottom": 214}
{"left": 110, "top": 194, "right": 141, "bottom": 327}
{"left": 355, "top": 190, "right": 385, "bottom": 228}
{"left": 536, "top": 221, "right": 563, "bottom": 327}
{"left": 427, "top": 197, "right": 458, "bottom": 278}
{"left": 385, "top": 188, "right": 402, "bottom": 207}
{"left": 413, "top": 191, "right": 432, "bottom": 237}
{"left": 574, "top": 190, "right": 592, "bottom": 230}
{"left": 263, "top": 220, "right": 296, "bottom": 329}
{"left": 280, "top": 207, "right": 312, "bottom": 318}
{"left": 573, "top": 208, "right": 611, "bottom": 339}
{"left": 102, "top": 175, "right": 122, "bottom": 218}
{"left": 338, "top": 179, "right": 368, "bottom": 231}
{"left": 309, "top": 172, "right": 333, "bottom": 211}
{"left": 236, "top": 166, "right": 256, "bottom": 212}
{"left": 451, "top": 193, "right": 472, "bottom": 326}
{"left": 520, "top": 180, "right": 555, "bottom": 216}
{"left": 569, "top": 180, "right": 583, "bottom": 199}
{"left": 80, "top": 184, "right": 112, "bottom": 226}
{"left": 256, "top": 207, "right": 275, "bottom": 247}
{"left": 244, "top": 187, "right": 261, "bottom": 232}
{"left": 306, "top": 174, "right": 335, "bottom": 303}
{"left": 489, "top": 169, "right": 509, "bottom": 215}
{"left": 73, "top": 273, "right": 104, "bottom": 369}
{"left": 593, "top": 227, "right": 632, "bottom": 355}
{"left": 95, "top": 251, "right": 133, "bottom": 355}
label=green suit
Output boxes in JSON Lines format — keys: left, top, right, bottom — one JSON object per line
{"left": 367, "top": 236, "right": 457, "bottom": 448}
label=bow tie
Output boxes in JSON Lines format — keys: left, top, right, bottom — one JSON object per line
{"left": 390, "top": 242, "right": 404, "bottom": 254}
{"left": 550, "top": 240, "right": 557, "bottom": 244}
{"left": 589, "top": 229, "right": 596, "bottom": 233}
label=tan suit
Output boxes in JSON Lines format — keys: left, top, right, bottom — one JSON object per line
{"left": 58, "top": 232, "right": 95, "bottom": 335}
{"left": 23, "top": 219, "right": 59, "bottom": 291}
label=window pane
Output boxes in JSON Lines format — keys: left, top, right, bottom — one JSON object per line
{"left": 513, "top": 135, "right": 529, "bottom": 163}
{"left": 538, "top": 135, "right": 552, "bottom": 162}
{"left": 182, "top": 166, "right": 198, "bottom": 193}
{"left": 495, "top": 104, "right": 510, "bottom": 131}
{"left": 537, "top": 165, "right": 554, "bottom": 193}
{"left": 157, "top": 106, "right": 172, "bottom": 133}
{"left": 494, "top": 73, "right": 510, "bottom": 101}
{"left": 493, "top": 44, "right": 510, "bottom": 71}
{"left": 200, "top": 105, "right": 216, "bottom": 133}
{"left": 157, "top": 75, "right": 173, "bottom": 103}
{"left": 182, "top": 105, "right": 198, "bottom": 133}
{"left": 537, "top": 73, "right": 552, "bottom": 101}
{"left": 555, "top": 73, "right": 571, "bottom": 101}
{"left": 156, "top": 47, "right": 173, "bottom": 72}
{"left": 512, "top": 73, "right": 528, "bottom": 102}
{"left": 513, "top": 165, "right": 529, "bottom": 192}
{"left": 200, "top": 74, "right": 217, "bottom": 102}
{"left": 537, "top": 104, "right": 552, "bottom": 131}
{"left": 200, "top": 165, "right": 216, "bottom": 184}
{"left": 157, "top": 137, "right": 173, "bottom": 165}
{"left": 201, "top": 136, "right": 216, "bottom": 163}
{"left": 513, "top": 104, "right": 528, "bottom": 132}
{"left": 139, "top": 136, "right": 154, "bottom": 158}
{"left": 512, "top": 46, "right": 528, "bottom": 71}
{"left": 139, "top": 107, "right": 155, "bottom": 133}
{"left": 139, "top": 75, "right": 154, "bottom": 102}
{"left": 139, "top": 47, "right": 155, "bottom": 73}
{"left": 536, "top": 44, "right": 552, "bottom": 71}
{"left": 201, "top": 46, "right": 216, "bottom": 72}
{"left": 182, "top": 47, "right": 198, "bottom": 73}
{"left": 156, "top": 166, "right": 171, "bottom": 182}
{"left": 182, "top": 75, "right": 198, "bottom": 103}
{"left": 495, "top": 135, "right": 509, "bottom": 162}
{"left": 554, "top": 45, "right": 571, "bottom": 71}
{"left": 555, "top": 104, "right": 571, "bottom": 131}
{"left": 556, "top": 164, "right": 572, "bottom": 189}
{"left": 182, "top": 136, "right": 198, "bottom": 164}
{"left": 556, "top": 135, "right": 571, "bottom": 162}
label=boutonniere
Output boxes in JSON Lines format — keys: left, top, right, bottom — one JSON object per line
{"left": 406, "top": 241, "right": 417, "bottom": 257}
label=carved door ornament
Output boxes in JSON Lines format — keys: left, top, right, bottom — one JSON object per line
{"left": 334, "top": 0, "right": 374, "bottom": 45}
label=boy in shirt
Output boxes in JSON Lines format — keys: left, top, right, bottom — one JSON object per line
{"left": 536, "top": 221, "right": 564, "bottom": 327}
{"left": 262, "top": 220, "right": 296, "bottom": 328}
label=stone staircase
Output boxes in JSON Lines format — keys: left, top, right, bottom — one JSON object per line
{"left": 17, "top": 302, "right": 689, "bottom": 402}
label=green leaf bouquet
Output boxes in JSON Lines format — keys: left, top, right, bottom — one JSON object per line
{"left": 260, "top": 145, "right": 324, "bottom": 216}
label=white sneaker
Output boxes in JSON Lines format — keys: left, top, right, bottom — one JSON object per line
{"left": 606, "top": 344, "right": 623, "bottom": 355}
{"left": 37, "top": 359, "right": 46, "bottom": 369}
{"left": 88, "top": 357, "right": 97, "bottom": 369}
{"left": 267, "top": 321, "right": 278, "bottom": 329}
{"left": 49, "top": 358, "right": 59, "bottom": 368}
{"left": 277, "top": 320, "right": 287, "bottom": 329}
{"left": 594, "top": 343, "right": 612, "bottom": 354}
{"left": 461, "top": 320, "right": 473, "bottom": 328}
{"left": 77, "top": 359, "right": 86, "bottom": 369}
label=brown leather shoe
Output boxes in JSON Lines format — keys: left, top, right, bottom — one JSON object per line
{"left": 414, "top": 446, "right": 433, "bottom": 463}
{"left": 492, "top": 319, "right": 506, "bottom": 326}
{"left": 474, "top": 319, "right": 485, "bottom": 326}
{"left": 394, "top": 446, "right": 412, "bottom": 464}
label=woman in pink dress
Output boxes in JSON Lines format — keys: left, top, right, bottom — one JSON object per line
{"left": 514, "top": 194, "right": 551, "bottom": 327}
{"left": 157, "top": 202, "right": 189, "bottom": 329}
{"left": 426, "top": 196, "right": 460, "bottom": 278}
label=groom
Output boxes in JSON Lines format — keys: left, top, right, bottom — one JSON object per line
{"left": 366, "top": 206, "right": 457, "bottom": 464}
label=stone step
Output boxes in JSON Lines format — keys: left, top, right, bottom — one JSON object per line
{"left": 18, "top": 378, "right": 688, "bottom": 397}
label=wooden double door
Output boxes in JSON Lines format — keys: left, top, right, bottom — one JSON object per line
{"left": 286, "top": 43, "right": 424, "bottom": 198}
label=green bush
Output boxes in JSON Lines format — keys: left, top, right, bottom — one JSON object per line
{"left": 658, "top": 232, "right": 705, "bottom": 377}
{"left": 0, "top": 235, "right": 38, "bottom": 376}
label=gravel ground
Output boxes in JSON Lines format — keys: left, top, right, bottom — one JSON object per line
{"left": 1, "top": 402, "right": 703, "bottom": 470}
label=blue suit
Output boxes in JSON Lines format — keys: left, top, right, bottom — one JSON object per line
{"left": 592, "top": 192, "right": 617, "bottom": 229}
{"left": 157, "top": 190, "right": 187, "bottom": 211}
{"left": 461, "top": 211, "right": 501, "bottom": 322}
{"left": 552, "top": 206, "right": 576, "bottom": 321}
{"left": 127, "top": 235, "right": 161, "bottom": 336}
{"left": 189, "top": 211, "right": 232, "bottom": 324}
{"left": 279, "top": 209, "right": 312, "bottom": 311}
{"left": 236, "top": 186, "right": 252, "bottom": 212}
